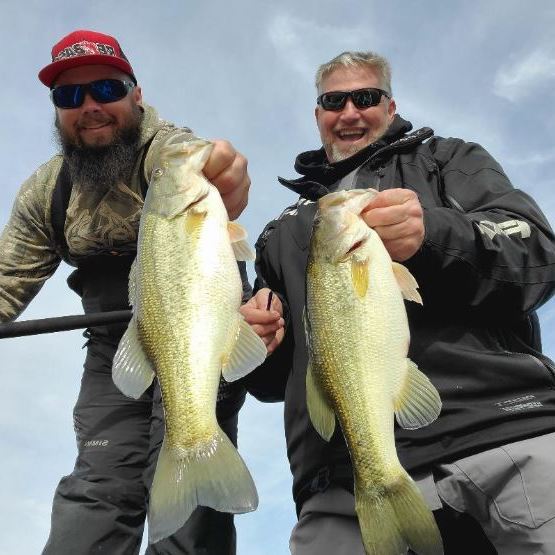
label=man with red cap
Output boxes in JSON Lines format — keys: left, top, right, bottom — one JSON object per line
{"left": 0, "top": 29, "right": 278, "bottom": 554}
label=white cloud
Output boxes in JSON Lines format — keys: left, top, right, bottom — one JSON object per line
{"left": 493, "top": 48, "right": 555, "bottom": 102}
{"left": 267, "top": 12, "right": 372, "bottom": 81}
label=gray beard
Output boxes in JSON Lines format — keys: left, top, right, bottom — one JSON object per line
{"left": 327, "top": 141, "right": 365, "bottom": 163}
{"left": 55, "top": 109, "right": 143, "bottom": 192}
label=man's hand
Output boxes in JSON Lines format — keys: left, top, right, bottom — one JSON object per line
{"left": 203, "top": 139, "right": 250, "bottom": 220}
{"left": 361, "top": 188, "right": 424, "bottom": 262}
{"left": 240, "top": 288, "right": 285, "bottom": 355}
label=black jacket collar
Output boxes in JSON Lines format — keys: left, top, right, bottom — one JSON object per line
{"left": 278, "top": 115, "right": 433, "bottom": 199}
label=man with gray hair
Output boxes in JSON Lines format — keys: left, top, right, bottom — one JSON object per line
{"left": 241, "top": 51, "right": 555, "bottom": 554}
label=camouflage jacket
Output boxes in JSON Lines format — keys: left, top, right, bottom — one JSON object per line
{"left": 0, "top": 104, "right": 193, "bottom": 322}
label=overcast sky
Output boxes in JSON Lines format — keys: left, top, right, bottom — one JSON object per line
{"left": 1, "top": 1, "right": 554, "bottom": 554}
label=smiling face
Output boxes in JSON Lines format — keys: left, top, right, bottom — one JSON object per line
{"left": 315, "top": 65, "right": 396, "bottom": 163}
{"left": 54, "top": 64, "right": 143, "bottom": 148}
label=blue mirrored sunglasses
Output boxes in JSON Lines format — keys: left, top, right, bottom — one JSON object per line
{"left": 50, "top": 78, "right": 135, "bottom": 109}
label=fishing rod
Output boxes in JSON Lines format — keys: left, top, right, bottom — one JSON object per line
{"left": 0, "top": 310, "right": 132, "bottom": 339}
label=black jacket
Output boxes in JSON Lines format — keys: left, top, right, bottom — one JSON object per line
{"left": 245, "top": 115, "right": 555, "bottom": 511}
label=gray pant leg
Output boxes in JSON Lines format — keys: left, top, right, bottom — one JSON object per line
{"left": 43, "top": 339, "right": 152, "bottom": 555}
{"left": 143, "top": 384, "right": 239, "bottom": 555}
{"left": 289, "top": 487, "right": 365, "bottom": 555}
{"left": 291, "top": 483, "right": 496, "bottom": 555}
{"left": 436, "top": 433, "right": 555, "bottom": 555}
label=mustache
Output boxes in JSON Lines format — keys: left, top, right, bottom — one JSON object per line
{"left": 76, "top": 113, "right": 116, "bottom": 129}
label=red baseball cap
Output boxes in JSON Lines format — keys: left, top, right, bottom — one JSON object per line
{"left": 38, "top": 29, "right": 136, "bottom": 87}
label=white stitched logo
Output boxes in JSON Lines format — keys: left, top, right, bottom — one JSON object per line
{"left": 495, "top": 395, "right": 543, "bottom": 413}
{"left": 83, "top": 439, "right": 110, "bottom": 447}
{"left": 500, "top": 401, "right": 543, "bottom": 413}
{"left": 477, "top": 219, "right": 531, "bottom": 240}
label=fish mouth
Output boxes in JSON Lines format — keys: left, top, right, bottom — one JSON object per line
{"left": 337, "top": 237, "right": 367, "bottom": 262}
{"left": 160, "top": 138, "right": 213, "bottom": 165}
{"left": 186, "top": 190, "right": 210, "bottom": 210}
{"left": 346, "top": 240, "right": 364, "bottom": 255}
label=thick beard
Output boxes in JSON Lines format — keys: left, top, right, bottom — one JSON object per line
{"left": 55, "top": 105, "right": 144, "bottom": 192}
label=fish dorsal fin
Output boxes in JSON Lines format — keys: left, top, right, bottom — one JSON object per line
{"left": 221, "top": 317, "right": 267, "bottom": 382}
{"left": 128, "top": 257, "right": 138, "bottom": 307}
{"left": 228, "top": 222, "right": 255, "bottom": 261}
{"left": 112, "top": 318, "right": 156, "bottom": 399}
{"left": 303, "top": 307, "right": 336, "bottom": 441}
{"left": 391, "top": 262, "right": 422, "bottom": 304}
{"left": 351, "top": 255, "right": 369, "bottom": 298}
{"left": 228, "top": 221, "right": 248, "bottom": 242}
{"left": 394, "top": 359, "right": 441, "bottom": 429}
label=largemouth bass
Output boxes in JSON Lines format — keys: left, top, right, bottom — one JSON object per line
{"left": 305, "top": 189, "right": 443, "bottom": 555}
{"left": 112, "top": 137, "right": 267, "bottom": 543}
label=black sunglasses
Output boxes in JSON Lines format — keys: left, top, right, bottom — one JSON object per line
{"left": 50, "top": 78, "right": 136, "bottom": 109}
{"left": 317, "top": 87, "right": 390, "bottom": 111}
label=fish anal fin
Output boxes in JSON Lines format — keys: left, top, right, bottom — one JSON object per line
{"left": 221, "top": 317, "right": 267, "bottom": 382}
{"left": 392, "top": 262, "right": 422, "bottom": 304}
{"left": 394, "top": 359, "right": 442, "bottom": 429}
{"left": 112, "top": 318, "right": 155, "bottom": 399}
{"left": 351, "top": 255, "right": 369, "bottom": 298}
{"left": 228, "top": 222, "right": 255, "bottom": 261}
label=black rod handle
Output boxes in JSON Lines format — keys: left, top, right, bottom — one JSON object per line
{"left": 0, "top": 309, "right": 132, "bottom": 339}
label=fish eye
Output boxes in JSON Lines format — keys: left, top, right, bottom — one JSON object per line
{"left": 152, "top": 168, "right": 164, "bottom": 178}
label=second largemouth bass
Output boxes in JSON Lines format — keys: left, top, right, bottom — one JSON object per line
{"left": 305, "top": 189, "right": 443, "bottom": 555}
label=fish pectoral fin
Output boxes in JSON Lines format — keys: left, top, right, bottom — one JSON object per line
{"left": 394, "top": 359, "right": 442, "bottom": 429}
{"left": 351, "top": 255, "right": 369, "bottom": 298}
{"left": 148, "top": 431, "right": 258, "bottom": 544}
{"left": 221, "top": 317, "right": 267, "bottom": 382}
{"left": 112, "top": 318, "right": 155, "bottom": 399}
{"left": 128, "top": 257, "right": 138, "bottom": 307}
{"left": 391, "top": 262, "right": 422, "bottom": 304}
{"left": 306, "top": 360, "right": 336, "bottom": 441}
{"left": 228, "top": 222, "right": 255, "bottom": 261}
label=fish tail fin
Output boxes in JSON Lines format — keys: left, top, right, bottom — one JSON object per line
{"left": 148, "top": 429, "right": 258, "bottom": 544}
{"left": 356, "top": 472, "right": 443, "bottom": 555}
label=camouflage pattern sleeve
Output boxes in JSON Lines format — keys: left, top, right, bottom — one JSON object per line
{"left": 0, "top": 159, "right": 62, "bottom": 322}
